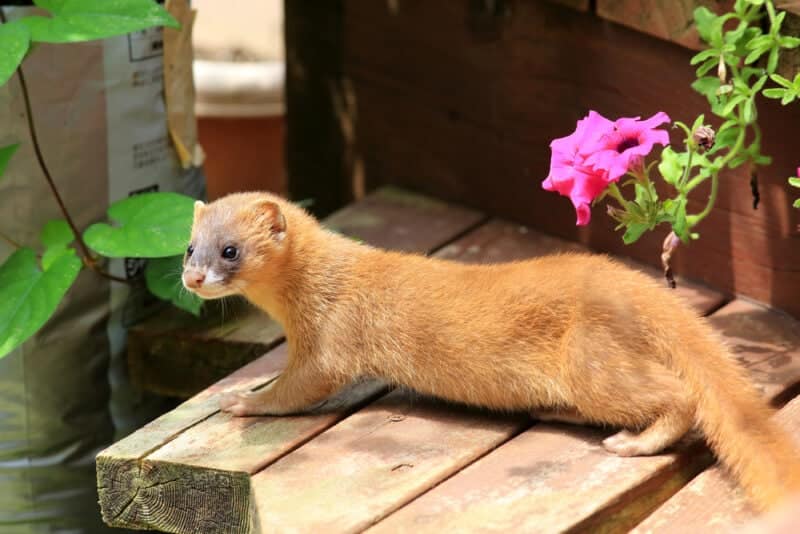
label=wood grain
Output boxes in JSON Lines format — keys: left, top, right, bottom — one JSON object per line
{"left": 368, "top": 299, "right": 800, "bottom": 533}
{"left": 97, "top": 188, "right": 483, "bottom": 531}
{"left": 596, "top": 1, "right": 735, "bottom": 50}
{"left": 250, "top": 391, "right": 528, "bottom": 533}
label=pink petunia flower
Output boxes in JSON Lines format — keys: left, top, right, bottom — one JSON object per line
{"left": 542, "top": 110, "right": 671, "bottom": 225}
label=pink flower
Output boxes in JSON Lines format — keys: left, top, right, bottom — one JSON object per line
{"left": 585, "top": 112, "right": 671, "bottom": 181}
{"left": 542, "top": 111, "right": 671, "bottom": 225}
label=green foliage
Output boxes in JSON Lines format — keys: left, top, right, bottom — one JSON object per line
{"left": 83, "top": 192, "right": 195, "bottom": 258}
{"left": 0, "top": 235, "right": 81, "bottom": 358}
{"left": 607, "top": 0, "right": 800, "bottom": 248}
{"left": 0, "top": 1, "right": 197, "bottom": 358}
{"left": 21, "top": 0, "right": 178, "bottom": 43}
{"left": 145, "top": 255, "right": 202, "bottom": 316}
{"left": 0, "top": 143, "right": 20, "bottom": 179}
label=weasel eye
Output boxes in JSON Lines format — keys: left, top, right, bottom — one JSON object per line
{"left": 222, "top": 246, "right": 238, "bottom": 260}
{"left": 186, "top": 245, "right": 194, "bottom": 256}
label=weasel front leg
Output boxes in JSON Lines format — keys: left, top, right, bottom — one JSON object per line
{"left": 220, "top": 363, "right": 338, "bottom": 417}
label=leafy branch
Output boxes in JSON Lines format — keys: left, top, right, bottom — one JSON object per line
{"left": 598, "top": 0, "right": 800, "bottom": 283}
{"left": 0, "top": 0, "right": 200, "bottom": 359}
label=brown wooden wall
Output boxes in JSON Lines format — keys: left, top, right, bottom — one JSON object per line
{"left": 285, "top": 0, "right": 800, "bottom": 317}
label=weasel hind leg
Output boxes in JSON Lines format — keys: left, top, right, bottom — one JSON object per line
{"left": 602, "top": 409, "right": 693, "bottom": 457}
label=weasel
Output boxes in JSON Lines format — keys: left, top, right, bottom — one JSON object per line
{"left": 183, "top": 191, "right": 800, "bottom": 511}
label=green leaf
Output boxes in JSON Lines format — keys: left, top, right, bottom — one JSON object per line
{"left": 762, "top": 87, "right": 786, "bottom": 99}
{"left": 691, "top": 49, "right": 718, "bottom": 65}
{"left": 753, "top": 153, "right": 772, "bottom": 166}
{"left": 767, "top": 46, "right": 779, "bottom": 73}
{"left": 743, "top": 98, "right": 756, "bottom": 123}
{"left": 0, "top": 247, "right": 82, "bottom": 358}
{"left": 0, "top": 143, "right": 20, "bottom": 180}
{"left": 694, "top": 7, "right": 717, "bottom": 44}
{"left": 789, "top": 177, "right": 800, "bottom": 188}
{"left": 658, "top": 146, "right": 683, "bottom": 186}
{"left": 780, "top": 36, "right": 800, "bottom": 49}
{"left": 794, "top": 198, "right": 800, "bottom": 208}
{"left": 83, "top": 192, "right": 195, "bottom": 258}
{"left": 144, "top": 255, "right": 202, "bottom": 316}
{"left": 781, "top": 91, "right": 796, "bottom": 105}
{"left": 0, "top": 20, "right": 30, "bottom": 86}
{"left": 622, "top": 223, "right": 649, "bottom": 245}
{"left": 752, "top": 75, "right": 768, "bottom": 93}
{"left": 691, "top": 76, "right": 721, "bottom": 99}
{"left": 21, "top": 0, "right": 179, "bottom": 44}
{"left": 770, "top": 73, "right": 793, "bottom": 88}
{"left": 721, "top": 95, "right": 746, "bottom": 116}
{"left": 672, "top": 198, "right": 689, "bottom": 241}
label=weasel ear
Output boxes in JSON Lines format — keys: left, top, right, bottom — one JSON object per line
{"left": 257, "top": 200, "right": 287, "bottom": 237}
{"left": 193, "top": 200, "right": 205, "bottom": 218}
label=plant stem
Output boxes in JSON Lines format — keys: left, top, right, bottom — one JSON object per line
{"left": 12, "top": 62, "right": 130, "bottom": 284}
{"left": 679, "top": 148, "right": 694, "bottom": 190}
{"left": 690, "top": 116, "right": 748, "bottom": 225}
{"left": 607, "top": 183, "right": 628, "bottom": 206}
{"left": 0, "top": 229, "right": 22, "bottom": 249}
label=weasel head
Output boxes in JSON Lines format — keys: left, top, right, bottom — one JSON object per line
{"left": 182, "top": 193, "right": 288, "bottom": 300}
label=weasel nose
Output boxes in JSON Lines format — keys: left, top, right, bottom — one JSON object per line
{"left": 184, "top": 271, "right": 205, "bottom": 289}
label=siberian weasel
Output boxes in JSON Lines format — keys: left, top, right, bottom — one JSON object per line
{"left": 182, "top": 192, "right": 800, "bottom": 511}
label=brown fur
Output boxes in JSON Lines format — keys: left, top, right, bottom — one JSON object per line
{"left": 184, "top": 192, "right": 800, "bottom": 511}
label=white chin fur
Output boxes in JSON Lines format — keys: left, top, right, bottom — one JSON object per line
{"left": 185, "top": 284, "right": 235, "bottom": 300}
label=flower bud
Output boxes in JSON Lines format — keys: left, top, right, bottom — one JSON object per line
{"left": 692, "top": 125, "right": 716, "bottom": 152}
{"left": 717, "top": 55, "right": 727, "bottom": 83}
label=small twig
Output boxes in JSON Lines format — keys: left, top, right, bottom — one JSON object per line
{"left": 750, "top": 172, "right": 760, "bottom": 210}
{"left": 0, "top": 229, "right": 22, "bottom": 249}
{"left": 661, "top": 231, "right": 680, "bottom": 289}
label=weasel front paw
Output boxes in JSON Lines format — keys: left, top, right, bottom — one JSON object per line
{"left": 219, "top": 391, "right": 267, "bottom": 417}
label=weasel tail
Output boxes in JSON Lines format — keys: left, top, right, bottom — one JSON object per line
{"left": 664, "top": 320, "right": 800, "bottom": 509}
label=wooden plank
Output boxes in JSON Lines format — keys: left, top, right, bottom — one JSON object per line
{"left": 596, "top": 1, "right": 735, "bottom": 51}
{"left": 126, "top": 186, "right": 486, "bottom": 398}
{"left": 367, "top": 299, "right": 800, "bottom": 533}
{"left": 97, "top": 189, "right": 484, "bottom": 530}
{"left": 250, "top": 391, "right": 527, "bottom": 533}
{"left": 337, "top": 0, "right": 800, "bottom": 315}
{"left": 631, "top": 395, "right": 800, "bottom": 533}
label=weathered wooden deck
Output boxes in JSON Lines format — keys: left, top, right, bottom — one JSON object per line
{"left": 97, "top": 188, "right": 800, "bottom": 533}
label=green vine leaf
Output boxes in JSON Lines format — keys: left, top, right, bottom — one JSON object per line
{"left": 144, "top": 255, "right": 202, "bottom": 316}
{"left": 21, "top": 0, "right": 179, "bottom": 44}
{"left": 0, "top": 20, "right": 30, "bottom": 86}
{"left": 0, "top": 246, "right": 82, "bottom": 358}
{"left": 0, "top": 143, "right": 21, "bottom": 180}
{"left": 83, "top": 192, "right": 195, "bottom": 258}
